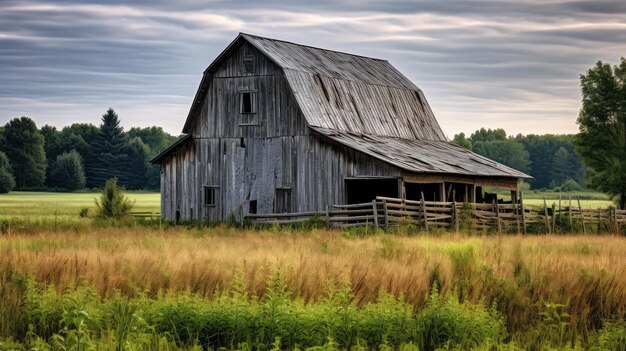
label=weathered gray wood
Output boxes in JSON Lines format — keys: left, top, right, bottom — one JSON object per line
{"left": 494, "top": 200, "right": 501, "bottom": 233}
{"left": 154, "top": 33, "right": 528, "bottom": 223}
{"left": 577, "top": 197, "right": 586, "bottom": 234}
{"left": 520, "top": 190, "right": 526, "bottom": 234}
{"left": 543, "top": 197, "right": 551, "bottom": 233}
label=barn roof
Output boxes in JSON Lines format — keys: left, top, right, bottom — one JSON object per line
{"left": 312, "top": 127, "right": 530, "bottom": 178}
{"left": 168, "top": 33, "right": 529, "bottom": 179}
{"left": 183, "top": 33, "right": 446, "bottom": 141}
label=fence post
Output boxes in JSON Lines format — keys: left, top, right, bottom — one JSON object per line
{"left": 520, "top": 190, "right": 526, "bottom": 234}
{"left": 420, "top": 192, "right": 429, "bottom": 231}
{"left": 577, "top": 197, "right": 586, "bottom": 234}
{"left": 383, "top": 200, "right": 389, "bottom": 228}
{"left": 543, "top": 197, "right": 551, "bottom": 233}
{"left": 372, "top": 200, "right": 379, "bottom": 228}
{"left": 494, "top": 199, "right": 501, "bottom": 233}
{"left": 552, "top": 203, "right": 557, "bottom": 233}
{"left": 325, "top": 206, "right": 330, "bottom": 228}
{"left": 453, "top": 199, "right": 459, "bottom": 232}
{"left": 568, "top": 196, "right": 573, "bottom": 229}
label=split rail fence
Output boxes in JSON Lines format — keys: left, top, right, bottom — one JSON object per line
{"left": 246, "top": 196, "right": 626, "bottom": 233}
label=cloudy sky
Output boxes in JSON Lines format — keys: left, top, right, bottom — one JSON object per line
{"left": 1, "top": 0, "right": 625, "bottom": 138}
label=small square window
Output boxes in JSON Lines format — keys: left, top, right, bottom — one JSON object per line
{"left": 275, "top": 188, "right": 292, "bottom": 213}
{"left": 242, "top": 56, "right": 254, "bottom": 74}
{"left": 203, "top": 186, "right": 218, "bottom": 207}
{"left": 249, "top": 200, "right": 257, "bottom": 214}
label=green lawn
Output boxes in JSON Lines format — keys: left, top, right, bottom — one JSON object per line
{"left": 491, "top": 189, "right": 615, "bottom": 208}
{"left": 0, "top": 189, "right": 614, "bottom": 221}
{"left": 0, "top": 191, "right": 160, "bottom": 218}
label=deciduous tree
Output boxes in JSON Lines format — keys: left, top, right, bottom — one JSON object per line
{"left": 1, "top": 117, "right": 46, "bottom": 189}
{"left": 577, "top": 58, "right": 626, "bottom": 208}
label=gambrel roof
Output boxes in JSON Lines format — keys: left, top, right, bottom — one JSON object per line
{"left": 183, "top": 33, "right": 445, "bottom": 141}
{"left": 169, "top": 33, "right": 529, "bottom": 179}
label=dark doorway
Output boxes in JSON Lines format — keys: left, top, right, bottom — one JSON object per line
{"left": 405, "top": 182, "right": 442, "bottom": 201}
{"left": 346, "top": 178, "right": 399, "bottom": 204}
{"left": 443, "top": 183, "right": 473, "bottom": 202}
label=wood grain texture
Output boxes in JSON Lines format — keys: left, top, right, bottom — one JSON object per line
{"left": 154, "top": 33, "right": 528, "bottom": 221}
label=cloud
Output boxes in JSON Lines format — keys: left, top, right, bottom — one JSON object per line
{"left": 1, "top": 0, "right": 625, "bottom": 137}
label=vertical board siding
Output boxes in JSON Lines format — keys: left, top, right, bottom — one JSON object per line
{"left": 159, "top": 36, "right": 523, "bottom": 222}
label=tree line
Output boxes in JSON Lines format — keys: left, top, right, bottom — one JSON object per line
{"left": 0, "top": 108, "right": 177, "bottom": 193}
{"left": 452, "top": 129, "right": 586, "bottom": 191}
{"left": 453, "top": 58, "right": 625, "bottom": 208}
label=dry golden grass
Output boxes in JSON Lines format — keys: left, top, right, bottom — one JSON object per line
{"left": 0, "top": 227, "right": 623, "bottom": 306}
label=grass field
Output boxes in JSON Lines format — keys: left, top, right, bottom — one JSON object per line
{"left": 0, "top": 191, "right": 160, "bottom": 217}
{"left": 0, "top": 191, "right": 624, "bottom": 349}
{"left": 0, "top": 228, "right": 624, "bottom": 350}
{"left": 0, "top": 189, "right": 615, "bottom": 219}
{"left": 492, "top": 189, "right": 615, "bottom": 208}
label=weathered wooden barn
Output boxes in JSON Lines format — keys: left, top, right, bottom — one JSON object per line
{"left": 152, "top": 33, "right": 530, "bottom": 222}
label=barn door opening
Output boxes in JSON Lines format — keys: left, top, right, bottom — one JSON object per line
{"left": 405, "top": 182, "right": 443, "bottom": 202}
{"left": 345, "top": 178, "right": 399, "bottom": 204}
{"left": 443, "top": 182, "right": 475, "bottom": 202}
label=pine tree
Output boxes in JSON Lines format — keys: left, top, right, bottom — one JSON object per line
{"left": 85, "top": 108, "right": 129, "bottom": 188}
{"left": 95, "top": 177, "right": 135, "bottom": 218}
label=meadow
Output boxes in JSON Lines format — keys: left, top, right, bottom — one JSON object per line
{"left": 0, "top": 191, "right": 624, "bottom": 350}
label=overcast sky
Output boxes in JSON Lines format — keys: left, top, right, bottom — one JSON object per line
{"left": 1, "top": 0, "right": 625, "bottom": 138}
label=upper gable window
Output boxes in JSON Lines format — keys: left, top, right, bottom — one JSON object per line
{"left": 241, "top": 55, "right": 254, "bottom": 74}
{"left": 239, "top": 90, "right": 258, "bottom": 125}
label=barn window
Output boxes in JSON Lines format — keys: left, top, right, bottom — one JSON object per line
{"left": 239, "top": 90, "right": 258, "bottom": 125}
{"left": 275, "top": 188, "right": 292, "bottom": 213}
{"left": 203, "top": 186, "right": 218, "bottom": 207}
{"left": 241, "top": 55, "right": 254, "bottom": 74}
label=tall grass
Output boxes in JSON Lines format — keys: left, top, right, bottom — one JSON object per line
{"left": 0, "top": 228, "right": 624, "bottom": 349}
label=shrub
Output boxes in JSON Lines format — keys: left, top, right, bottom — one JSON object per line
{"left": 95, "top": 178, "right": 135, "bottom": 219}
{"left": 0, "top": 167, "right": 15, "bottom": 193}
{"left": 561, "top": 179, "right": 584, "bottom": 192}
{"left": 47, "top": 150, "right": 86, "bottom": 191}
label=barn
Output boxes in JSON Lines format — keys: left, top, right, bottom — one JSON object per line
{"left": 151, "top": 33, "right": 530, "bottom": 222}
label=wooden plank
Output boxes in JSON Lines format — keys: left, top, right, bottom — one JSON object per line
{"left": 372, "top": 200, "right": 379, "bottom": 228}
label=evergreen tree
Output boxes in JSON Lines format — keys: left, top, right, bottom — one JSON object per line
{"left": 122, "top": 137, "right": 150, "bottom": 190}
{"left": 1, "top": 117, "right": 46, "bottom": 189}
{"left": 95, "top": 177, "right": 134, "bottom": 219}
{"left": 85, "top": 108, "right": 129, "bottom": 188}
{"left": 577, "top": 58, "right": 626, "bottom": 209}
{"left": 550, "top": 147, "right": 570, "bottom": 186}
{"left": 48, "top": 150, "right": 86, "bottom": 191}
{"left": 127, "top": 126, "right": 177, "bottom": 190}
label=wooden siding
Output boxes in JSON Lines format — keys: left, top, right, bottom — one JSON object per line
{"left": 190, "top": 42, "right": 309, "bottom": 139}
{"left": 160, "top": 134, "right": 403, "bottom": 221}
{"left": 157, "top": 33, "right": 527, "bottom": 222}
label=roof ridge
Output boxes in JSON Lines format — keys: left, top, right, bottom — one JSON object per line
{"left": 240, "top": 32, "right": 388, "bottom": 62}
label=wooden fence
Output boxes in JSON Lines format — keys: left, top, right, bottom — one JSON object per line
{"left": 245, "top": 196, "right": 626, "bottom": 233}
{"left": 130, "top": 211, "right": 161, "bottom": 219}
